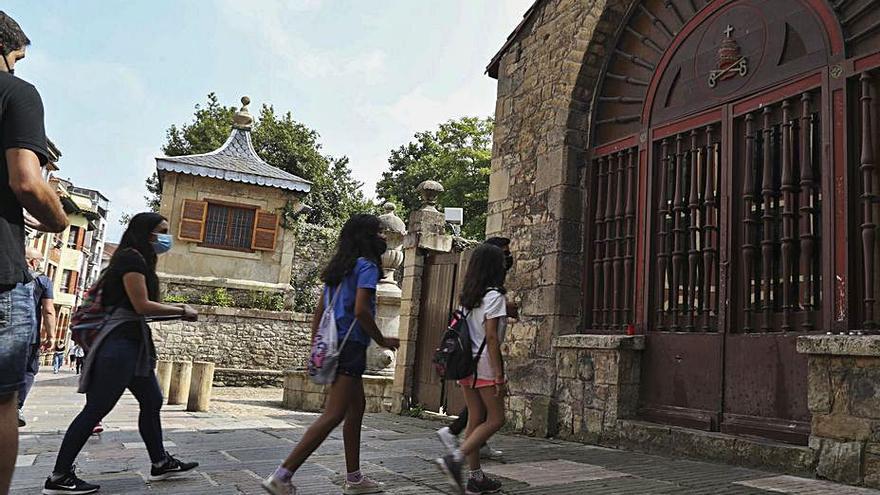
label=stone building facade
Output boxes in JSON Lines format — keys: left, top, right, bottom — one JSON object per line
{"left": 156, "top": 97, "right": 310, "bottom": 308}
{"left": 476, "top": 0, "right": 880, "bottom": 487}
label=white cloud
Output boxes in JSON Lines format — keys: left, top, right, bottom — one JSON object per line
{"left": 216, "top": 0, "right": 386, "bottom": 84}
{"left": 371, "top": 78, "right": 495, "bottom": 134}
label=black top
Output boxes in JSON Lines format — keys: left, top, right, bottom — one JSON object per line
{"left": 0, "top": 73, "right": 49, "bottom": 286}
{"left": 101, "top": 249, "right": 159, "bottom": 340}
{"left": 102, "top": 249, "right": 159, "bottom": 310}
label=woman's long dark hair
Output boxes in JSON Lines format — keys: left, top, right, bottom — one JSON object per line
{"left": 321, "top": 214, "right": 384, "bottom": 286}
{"left": 459, "top": 243, "right": 506, "bottom": 310}
{"left": 107, "top": 212, "right": 165, "bottom": 300}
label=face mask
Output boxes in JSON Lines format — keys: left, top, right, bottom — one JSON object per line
{"left": 2, "top": 52, "right": 14, "bottom": 75}
{"left": 151, "top": 233, "right": 173, "bottom": 254}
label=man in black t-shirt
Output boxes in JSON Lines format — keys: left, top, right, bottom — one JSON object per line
{"left": 0, "top": 11, "right": 68, "bottom": 495}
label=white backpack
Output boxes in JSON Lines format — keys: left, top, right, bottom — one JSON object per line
{"left": 307, "top": 285, "right": 356, "bottom": 384}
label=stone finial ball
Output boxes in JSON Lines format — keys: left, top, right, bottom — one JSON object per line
{"left": 383, "top": 202, "right": 396, "bottom": 213}
{"left": 241, "top": 96, "right": 251, "bottom": 107}
{"left": 417, "top": 180, "right": 444, "bottom": 206}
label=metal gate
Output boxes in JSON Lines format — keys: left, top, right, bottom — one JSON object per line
{"left": 641, "top": 82, "right": 825, "bottom": 444}
{"left": 412, "top": 252, "right": 468, "bottom": 414}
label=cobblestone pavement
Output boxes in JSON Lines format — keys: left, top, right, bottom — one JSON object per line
{"left": 11, "top": 370, "right": 879, "bottom": 494}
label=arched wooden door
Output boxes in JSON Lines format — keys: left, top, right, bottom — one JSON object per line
{"left": 585, "top": 0, "right": 879, "bottom": 444}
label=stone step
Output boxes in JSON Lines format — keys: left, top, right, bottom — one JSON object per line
{"left": 617, "top": 419, "right": 816, "bottom": 475}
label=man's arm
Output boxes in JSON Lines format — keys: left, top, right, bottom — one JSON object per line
{"left": 7, "top": 149, "right": 67, "bottom": 232}
{"left": 40, "top": 297, "right": 56, "bottom": 344}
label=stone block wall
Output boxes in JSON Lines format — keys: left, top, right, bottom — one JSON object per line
{"left": 553, "top": 334, "right": 643, "bottom": 444}
{"left": 152, "top": 305, "right": 312, "bottom": 386}
{"left": 798, "top": 335, "right": 880, "bottom": 488}
{"left": 283, "top": 371, "right": 394, "bottom": 413}
{"left": 487, "top": 0, "right": 636, "bottom": 436}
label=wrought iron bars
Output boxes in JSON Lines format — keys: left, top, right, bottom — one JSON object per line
{"left": 739, "top": 94, "right": 821, "bottom": 333}
{"left": 653, "top": 127, "right": 720, "bottom": 332}
{"left": 590, "top": 148, "right": 639, "bottom": 332}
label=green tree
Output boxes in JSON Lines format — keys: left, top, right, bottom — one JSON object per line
{"left": 140, "top": 93, "right": 370, "bottom": 228}
{"left": 376, "top": 116, "right": 493, "bottom": 239}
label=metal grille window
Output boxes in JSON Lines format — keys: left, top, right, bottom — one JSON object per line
{"left": 202, "top": 203, "right": 256, "bottom": 250}
{"left": 587, "top": 146, "right": 638, "bottom": 332}
{"left": 734, "top": 93, "right": 822, "bottom": 334}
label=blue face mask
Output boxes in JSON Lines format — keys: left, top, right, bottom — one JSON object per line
{"left": 152, "top": 233, "right": 173, "bottom": 254}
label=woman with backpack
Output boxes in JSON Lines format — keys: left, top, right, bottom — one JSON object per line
{"left": 436, "top": 243, "right": 508, "bottom": 495}
{"left": 262, "top": 214, "right": 399, "bottom": 495}
{"left": 43, "top": 213, "right": 199, "bottom": 495}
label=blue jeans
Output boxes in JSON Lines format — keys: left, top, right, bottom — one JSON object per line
{"left": 52, "top": 352, "right": 64, "bottom": 373}
{"left": 53, "top": 335, "right": 166, "bottom": 474}
{"left": 17, "top": 344, "right": 39, "bottom": 408}
{"left": 0, "top": 282, "right": 35, "bottom": 397}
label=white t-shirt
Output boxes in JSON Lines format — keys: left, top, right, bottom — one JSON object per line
{"left": 464, "top": 289, "right": 507, "bottom": 380}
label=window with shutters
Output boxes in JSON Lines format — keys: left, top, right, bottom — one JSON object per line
{"left": 67, "top": 226, "right": 80, "bottom": 249}
{"left": 202, "top": 203, "right": 257, "bottom": 251}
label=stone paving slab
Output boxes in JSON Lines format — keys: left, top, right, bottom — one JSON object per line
{"left": 9, "top": 369, "right": 880, "bottom": 494}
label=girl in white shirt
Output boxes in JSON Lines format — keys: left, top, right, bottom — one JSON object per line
{"left": 436, "top": 243, "right": 508, "bottom": 494}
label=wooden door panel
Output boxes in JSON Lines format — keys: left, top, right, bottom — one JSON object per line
{"left": 640, "top": 333, "right": 723, "bottom": 430}
{"left": 722, "top": 333, "right": 810, "bottom": 443}
{"left": 412, "top": 256, "right": 457, "bottom": 412}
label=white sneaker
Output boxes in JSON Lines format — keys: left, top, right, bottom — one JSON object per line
{"left": 480, "top": 443, "right": 503, "bottom": 459}
{"left": 343, "top": 475, "right": 384, "bottom": 494}
{"left": 436, "top": 426, "right": 459, "bottom": 454}
{"left": 261, "top": 475, "right": 297, "bottom": 495}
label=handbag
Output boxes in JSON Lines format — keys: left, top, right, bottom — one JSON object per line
{"left": 308, "top": 285, "right": 357, "bottom": 385}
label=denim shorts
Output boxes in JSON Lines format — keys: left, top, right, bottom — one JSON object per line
{"left": 0, "top": 282, "right": 36, "bottom": 396}
{"left": 336, "top": 342, "right": 367, "bottom": 378}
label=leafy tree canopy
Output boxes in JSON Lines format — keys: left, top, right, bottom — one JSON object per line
{"left": 376, "top": 116, "right": 493, "bottom": 239}
{"left": 140, "top": 93, "right": 370, "bottom": 228}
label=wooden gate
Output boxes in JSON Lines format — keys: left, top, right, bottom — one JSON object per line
{"left": 412, "top": 251, "right": 468, "bottom": 414}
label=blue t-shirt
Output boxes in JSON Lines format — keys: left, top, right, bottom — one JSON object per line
{"left": 29, "top": 271, "right": 53, "bottom": 344}
{"left": 325, "top": 257, "right": 379, "bottom": 347}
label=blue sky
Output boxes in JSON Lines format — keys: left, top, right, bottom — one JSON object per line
{"left": 5, "top": 0, "right": 532, "bottom": 240}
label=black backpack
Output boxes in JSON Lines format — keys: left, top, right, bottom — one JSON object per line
{"left": 433, "top": 308, "right": 486, "bottom": 382}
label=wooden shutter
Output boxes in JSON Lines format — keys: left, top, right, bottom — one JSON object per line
{"left": 76, "top": 227, "right": 85, "bottom": 251}
{"left": 178, "top": 199, "right": 208, "bottom": 242}
{"left": 69, "top": 271, "right": 78, "bottom": 295}
{"left": 251, "top": 211, "right": 278, "bottom": 251}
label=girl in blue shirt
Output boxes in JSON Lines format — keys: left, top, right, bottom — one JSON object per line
{"left": 263, "top": 214, "right": 399, "bottom": 495}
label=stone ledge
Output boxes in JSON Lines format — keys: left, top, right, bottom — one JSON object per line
{"left": 554, "top": 334, "right": 645, "bottom": 350}
{"left": 796, "top": 335, "right": 880, "bottom": 356}
{"left": 190, "top": 304, "right": 311, "bottom": 322}
{"left": 618, "top": 419, "right": 816, "bottom": 475}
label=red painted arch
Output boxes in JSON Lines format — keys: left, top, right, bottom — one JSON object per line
{"left": 640, "top": 0, "right": 845, "bottom": 124}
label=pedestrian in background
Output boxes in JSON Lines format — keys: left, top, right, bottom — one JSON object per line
{"left": 0, "top": 10, "right": 69, "bottom": 495}
{"left": 72, "top": 345, "right": 84, "bottom": 375}
{"left": 262, "top": 214, "right": 399, "bottom": 495}
{"left": 17, "top": 247, "right": 55, "bottom": 428}
{"left": 436, "top": 243, "right": 509, "bottom": 495}
{"left": 52, "top": 341, "right": 65, "bottom": 374}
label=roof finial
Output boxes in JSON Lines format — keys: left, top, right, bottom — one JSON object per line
{"left": 232, "top": 96, "right": 254, "bottom": 130}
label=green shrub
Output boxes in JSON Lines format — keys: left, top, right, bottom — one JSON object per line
{"left": 163, "top": 294, "right": 190, "bottom": 304}
{"left": 248, "top": 291, "right": 285, "bottom": 312}
{"left": 199, "top": 287, "right": 234, "bottom": 307}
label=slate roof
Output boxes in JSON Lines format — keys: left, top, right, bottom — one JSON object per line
{"left": 156, "top": 127, "right": 311, "bottom": 193}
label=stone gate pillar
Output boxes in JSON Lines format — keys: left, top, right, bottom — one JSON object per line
{"left": 366, "top": 203, "right": 407, "bottom": 375}
{"left": 391, "top": 180, "right": 452, "bottom": 413}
